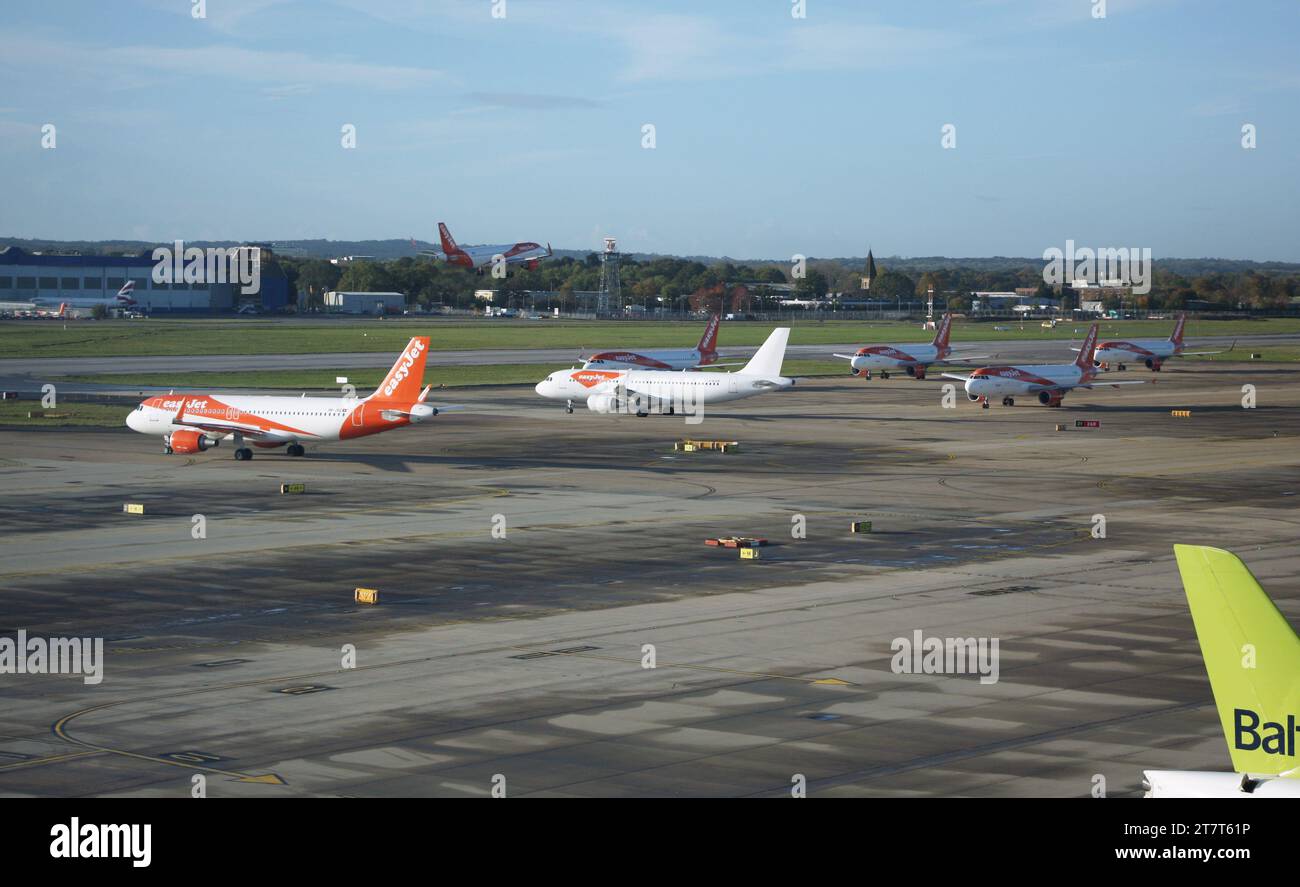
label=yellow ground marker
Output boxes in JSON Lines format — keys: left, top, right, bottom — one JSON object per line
{"left": 122, "top": 503, "right": 144, "bottom": 514}
{"left": 354, "top": 588, "right": 380, "bottom": 604}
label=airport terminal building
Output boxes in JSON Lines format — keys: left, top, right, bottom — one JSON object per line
{"left": 0, "top": 246, "right": 289, "bottom": 313}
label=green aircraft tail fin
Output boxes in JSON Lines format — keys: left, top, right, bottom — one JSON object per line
{"left": 1174, "top": 544, "right": 1300, "bottom": 776}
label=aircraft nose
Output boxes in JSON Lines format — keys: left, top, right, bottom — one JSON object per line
{"left": 535, "top": 381, "right": 546, "bottom": 396}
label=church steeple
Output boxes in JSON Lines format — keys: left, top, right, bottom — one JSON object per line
{"left": 861, "top": 249, "right": 877, "bottom": 291}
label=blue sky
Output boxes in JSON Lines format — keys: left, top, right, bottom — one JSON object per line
{"left": 1, "top": 0, "right": 1297, "bottom": 260}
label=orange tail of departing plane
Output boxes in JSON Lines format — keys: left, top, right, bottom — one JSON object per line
{"left": 438, "top": 223, "right": 463, "bottom": 258}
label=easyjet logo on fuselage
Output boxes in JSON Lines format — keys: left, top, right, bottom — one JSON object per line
{"left": 570, "top": 370, "right": 623, "bottom": 388}
{"left": 383, "top": 340, "right": 426, "bottom": 397}
{"left": 150, "top": 397, "right": 210, "bottom": 412}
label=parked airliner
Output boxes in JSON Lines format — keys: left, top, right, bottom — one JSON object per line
{"left": 126, "top": 337, "right": 447, "bottom": 460}
{"left": 536, "top": 327, "right": 793, "bottom": 415}
{"left": 34, "top": 281, "right": 137, "bottom": 312}
{"left": 1092, "top": 314, "right": 1233, "bottom": 371}
{"left": 583, "top": 313, "right": 722, "bottom": 371}
{"left": 832, "top": 313, "right": 988, "bottom": 380}
{"left": 943, "top": 323, "right": 1143, "bottom": 407}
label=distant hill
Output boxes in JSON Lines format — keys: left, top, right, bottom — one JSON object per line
{"left": 2, "top": 237, "right": 1297, "bottom": 275}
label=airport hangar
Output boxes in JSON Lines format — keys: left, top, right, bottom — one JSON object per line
{"left": 0, "top": 246, "right": 290, "bottom": 313}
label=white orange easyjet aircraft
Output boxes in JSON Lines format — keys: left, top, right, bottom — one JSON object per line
{"left": 417, "top": 222, "right": 551, "bottom": 273}
{"left": 943, "top": 323, "right": 1144, "bottom": 408}
{"left": 582, "top": 313, "right": 722, "bottom": 371}
{"left": 1090, "top": 313, "right": 1233, "bottom": 372}
{"left": 126, "top": 337, "right": 445, "bottom": 460}
{"left": 832, "top": 313, "right": 989, "bottom": 380}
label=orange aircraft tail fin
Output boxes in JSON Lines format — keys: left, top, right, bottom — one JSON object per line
{"left": 370, "top": 337, "right": 430, "bottom": 403}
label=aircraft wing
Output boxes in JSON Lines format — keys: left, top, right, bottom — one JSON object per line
{"left": 941, "top": 354, "right": 992, "bottom": 365}
{"left": 831, "top": 353, "right": 857, "bottom": 361}
{"left": 172, "top": 416, "right": 291, "bottom": 441}
{"left": 1074, "top": 380, "right": 1147, "bottom": 390}
{"left": 170, "top": 398, "right": 291, "bottom": 441}
{"left": 940, "top": 372, "right": 973, "bottom": 383}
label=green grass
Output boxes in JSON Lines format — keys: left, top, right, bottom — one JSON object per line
{"left": 56, "top": 359, "right": 851, "bottom": 391}
{"left": 0, "top": 400, "right": 126, "bottom": 427}
{"left": 5, "top": 316, "right": 1297, "bottom": 360}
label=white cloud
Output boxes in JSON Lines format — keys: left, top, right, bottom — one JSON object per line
{"left": 0, "top": 34, "right": 453, "bottom": 93}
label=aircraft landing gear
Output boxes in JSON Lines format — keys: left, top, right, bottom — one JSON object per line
{"left": 861, "top": 370, "right": 872, "bottom": 380}
{"left": 1117, "top": 363, "right": 1127, "bottom": 371}
{"left": 881, "top": 371, "right": 890, "bottom": 379}
{"left": 980, "top": 396, "right": 990, "bottom": 410}
{"left": 565, "top": 399, "right": 574, "bottom": 414}
{"left": 1002, "top": 397, "right": 1015, "bottom": 407}
{"left": 234, "top": 448, "right": 253, "bottom": 461}
{"left": 287, "top": 444, "right": 305, "bottom": 457}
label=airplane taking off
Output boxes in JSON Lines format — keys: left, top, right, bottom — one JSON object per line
{"left": 1091, "top": 313, "right": 1233, "bottom": 371}
{"left": 536, "top": 327, "right": 793, "bottom": 415}
{"left": 583, "top": 313, "right": 722, "bottom": 371}
{"left": 33, "top": 281, "right": 137, "bottom": 311}
{"left": 418, "top": 222, "right": 552, "bottom": 273}
{"left": 832, "top": 313, "right": 988, "bottom": 380}
{"left": 1143, "top": 545, "right": 1300, "bottom": 798}
{"left": 943, "top": 322, "right": 1143, "bottom": 408}
{"left": 126, "top": 337, "right": 447, "bottom": 460}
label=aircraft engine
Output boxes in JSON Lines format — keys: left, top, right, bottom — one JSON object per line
{"left": 167, "top": 429, "right": 219, "bottom": 454}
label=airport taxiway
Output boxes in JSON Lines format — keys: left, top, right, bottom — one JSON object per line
{"left": 1, "top": 360, "right": 1298, "bottom": 796}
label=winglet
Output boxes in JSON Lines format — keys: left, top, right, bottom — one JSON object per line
{"left": 1174, "top": 544, "right": 1300, "bottom": 777}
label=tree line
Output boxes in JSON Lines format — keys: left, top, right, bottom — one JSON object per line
{"left": 264, "top": 252, "right": 1300, "bottom": 313}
